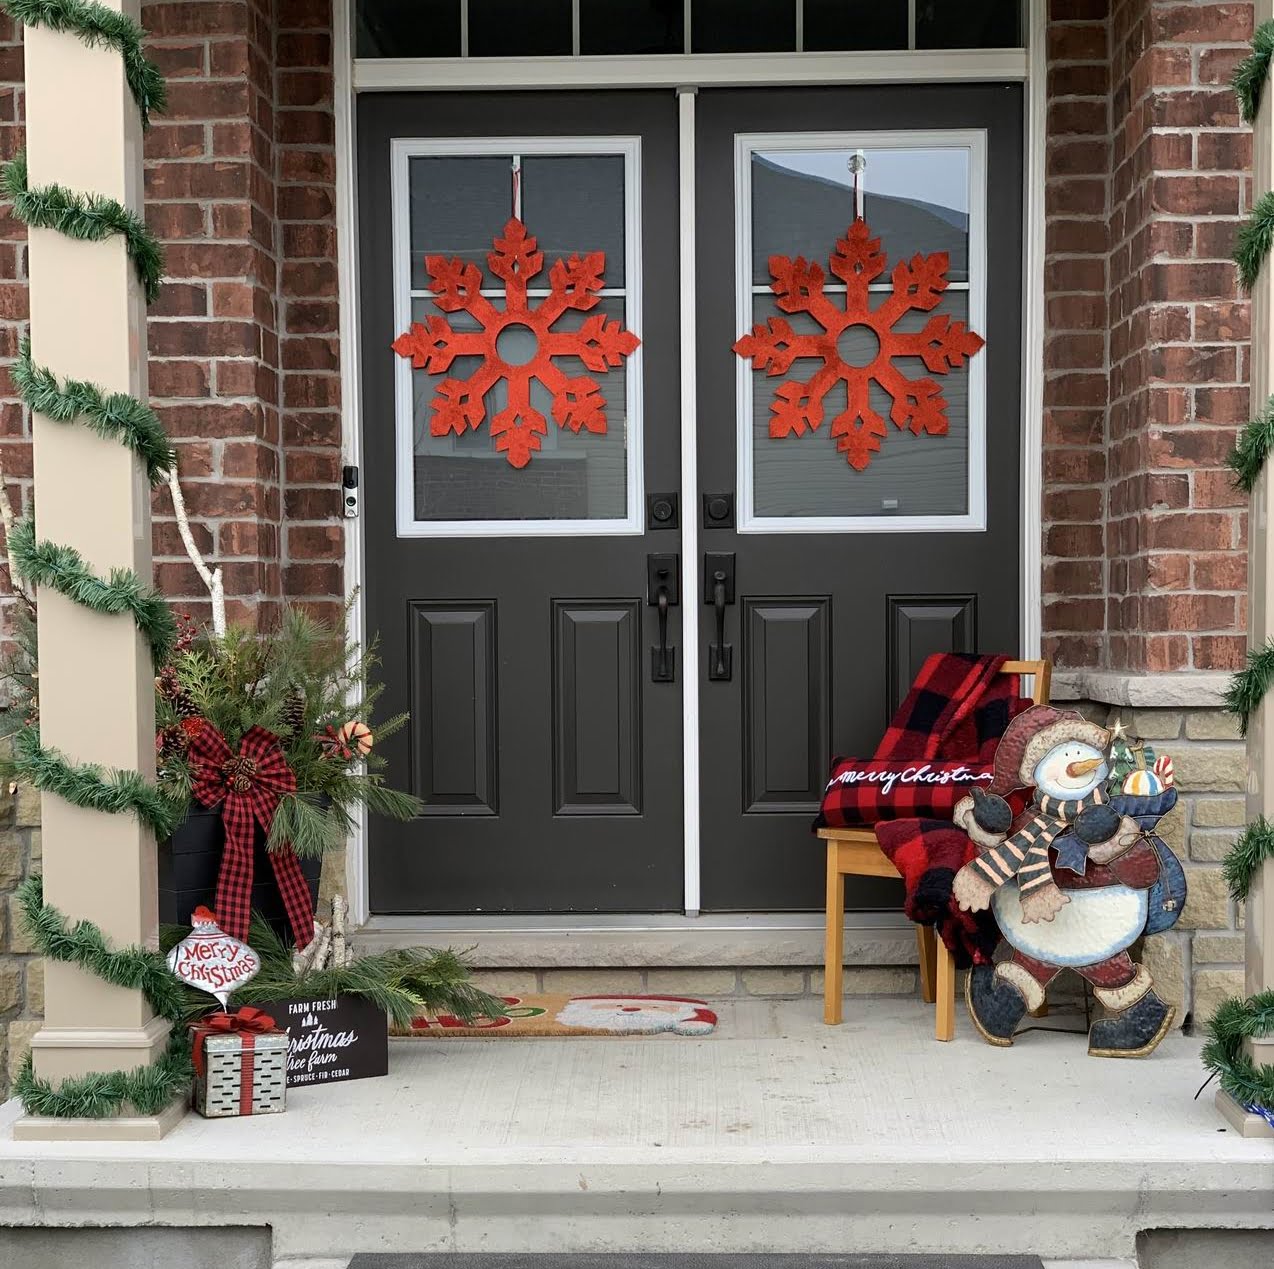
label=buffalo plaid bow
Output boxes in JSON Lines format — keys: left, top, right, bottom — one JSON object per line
{"left": 187, "top": 723, "right": 314, "bottom": 948}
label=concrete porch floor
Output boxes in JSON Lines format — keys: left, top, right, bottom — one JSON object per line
{"left": 0, "top": 998, "right": 1269, "bottom": 1267}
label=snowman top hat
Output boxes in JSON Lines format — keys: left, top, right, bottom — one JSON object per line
{"left": 988, "top": 705, "right": 1110, "bottom": 794}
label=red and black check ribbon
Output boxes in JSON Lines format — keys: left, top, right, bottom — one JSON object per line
{"left": 188, "top": 722, "right": 314, "bottom": 947}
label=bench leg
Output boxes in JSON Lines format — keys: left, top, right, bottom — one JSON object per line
{"left": 935, "top": 941, "right": 956, "bottom": 1041}
{"left": 824, "top": 844, "right": 844, "bottom": 1025}
{"left": 916, "top": 924, "right": 938, "bottom": 1004}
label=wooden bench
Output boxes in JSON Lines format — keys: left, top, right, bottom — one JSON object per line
{"left": 819, "top": 659, "right": 1052, "bottom": 1040}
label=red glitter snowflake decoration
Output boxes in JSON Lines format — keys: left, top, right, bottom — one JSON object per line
{"left": 392, "top": 218, "right": 639, "bottom": 468}
{"left": 733, "top": 218, "right": 984, "bottom": 472}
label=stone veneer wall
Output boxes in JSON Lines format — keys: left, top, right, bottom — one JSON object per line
{"left": 0, "top": 766, "right": 41, "bottom": 1095}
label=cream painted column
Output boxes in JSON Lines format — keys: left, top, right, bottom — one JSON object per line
{"left": 1229, "top": 0, "right": 1274, "bottom": 1140}
{"left": 14, "top": 2, "right": 180, "bottom": 1141}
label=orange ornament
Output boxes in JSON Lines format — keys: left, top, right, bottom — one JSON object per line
{"left": 337, "top": 720, "right": 374, "bottom": 758}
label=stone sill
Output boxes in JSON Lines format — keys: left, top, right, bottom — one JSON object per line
{"left": 1051, "top": 670, "right": 1231, "bottom": 709}
{"left": 356, "top": 913, "right": 916, "bottom": 968}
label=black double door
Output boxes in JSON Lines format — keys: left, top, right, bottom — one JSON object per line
{"left": 359, "top": 84, "right": 1023, "bottom": 915}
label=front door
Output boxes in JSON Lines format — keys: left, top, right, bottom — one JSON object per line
{"left": 696, "top": 85, "right": 1024, "bottom": 911}
{"left": 359, "top": 92, "right": 685, "bottom": 913}
{"left": 359, "top": 83, "right": 1023, "bottom": 917}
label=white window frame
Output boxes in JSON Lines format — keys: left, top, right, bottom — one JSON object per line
{"left": 390, "top": 134, "right": 644, "bottom": 538}
{"left": 734, "top": 129, "right": 989, "bottom": 534}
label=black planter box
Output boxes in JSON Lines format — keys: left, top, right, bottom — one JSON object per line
{"left": 159, "top": 807, "right": 322, "bottom": 940}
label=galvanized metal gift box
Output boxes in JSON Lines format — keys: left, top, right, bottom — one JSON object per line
{"left": 190, "top": 1008, "right": 288, "bottom": 1118}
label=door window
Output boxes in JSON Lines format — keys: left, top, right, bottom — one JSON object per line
{"left": 391, "top": 138, "right": 643, "bottom": 535}
{"left": 735, "top": 132, "right": 987, "bottom": 532}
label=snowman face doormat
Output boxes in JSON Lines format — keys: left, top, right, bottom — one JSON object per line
{"left": 950, "top": 706, "right": 1185, "bottom": 1058}
{"left": 394, "top": 994, "right": 718, "bottom": 1038}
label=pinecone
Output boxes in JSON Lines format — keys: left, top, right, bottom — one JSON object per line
{"left": 282, "top": 688, "right": 306, "bottom": 737}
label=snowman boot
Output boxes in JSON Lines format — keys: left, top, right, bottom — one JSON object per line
{"left": 965, "top": 961, "right": 1044, "bottom": 1046}
{"left": 1087, "top": 967, "right": 1175, "bottom": 1058}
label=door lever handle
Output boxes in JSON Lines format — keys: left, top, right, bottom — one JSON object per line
{"left": 704, "top": 552, "right": 735, "bottom": 682}
{"left": 654, "top": 581, "right": 674, "bottom": 682}
{"left": 712, "top": 573, "right": 728, "bottom": 679}
{"left": 647, "top": 553, "right": 678, "bottom": 683}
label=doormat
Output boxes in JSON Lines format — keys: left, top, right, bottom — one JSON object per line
{"left": 351, "top": 1255, "right": 1044, "bottom": 1268}
{"left": 392, "top": 993, "right": 718, "bottom": 1038}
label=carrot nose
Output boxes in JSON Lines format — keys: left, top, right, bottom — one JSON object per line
{"left": 1066, "top": 757, "right": 1103, "bottom": 777}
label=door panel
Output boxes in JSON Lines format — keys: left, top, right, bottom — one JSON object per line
{"left": 359, "top": 92, "right": 683, "bottom": 914}
{"left": 696, "top": 85, "right": 1025, "bottom": 912}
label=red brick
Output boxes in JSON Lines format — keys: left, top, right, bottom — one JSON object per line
{"left": 1144, "top": 512, "right": 1235, "bottom": 551}
{"left": 1192, "top": 635, "right": 1246, "bottom": 670}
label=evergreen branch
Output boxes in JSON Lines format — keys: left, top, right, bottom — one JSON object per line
{"left": 1235, "top": 19, "right": 1274, "bottom": 125}
{"left": 7, "top": 725, "right": 183, "bottom": 839}
{"left": 1225, "top": 816, "right": 1274, "bottom": 903}
{"left": 1, "top": 150, "right": 164, "bottom": 303}
{"left": 1229, "top": 394, "right": 1274, "bottom": 494}
{"left": 1201, "top": 991, "right": 1274, "bottom": 1114}
{"left": 14, "top": 1031, "right": 191, "bottom": 1118}
{"left": 17, "top": 875, "right": 187, "bottom": 1021}
{"left": 0, "top": 0, "right": 166, "bottom": 126}
{"left": 9, "top": 518, "right": 176, "bottom": 662}
{"left": 13, "top": 337, "right": 174, "bottom": 485}
{"left": 1234, "top": 189, "right": 1274, "bottom": 292}
{"left": 1223, "top": 637, "right": 1274, "bottom": 736}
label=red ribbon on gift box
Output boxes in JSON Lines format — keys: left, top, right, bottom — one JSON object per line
{"left": 190, "top": 1006, "right": 281, "bottom": 1116}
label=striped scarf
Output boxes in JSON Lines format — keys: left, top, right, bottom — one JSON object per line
{"left": 970, "top": 787, "right": 1107, "bottom": 897}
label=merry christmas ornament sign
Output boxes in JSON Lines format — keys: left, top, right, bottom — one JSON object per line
{"left": 167, "top": 906, "right": 261, "bottom": 1007}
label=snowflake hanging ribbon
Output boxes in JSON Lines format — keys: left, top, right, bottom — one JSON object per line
{"left": 187, "top": 722, "right": 314, "bottom": 947}
{"left": 734, "top": 217, "right": 984, "bottom": 472}
{"left": 392, "top": 218, "right": 639, "bottom": 469}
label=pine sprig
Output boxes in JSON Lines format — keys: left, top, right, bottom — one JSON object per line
{"left": 1229, "top": 394, "right": 1274, "bottom": 494}
{"left": 2, "top": 150, "right": 164, "bottom": 303}
{"left": 1234, "top": 19, "right": 1274, "bottom": 125}
{"left": 14, "top": 338, "right": 174, "bottom": 484}
{"left": 9, "top": 518, "right": 176, "bottom": 662}
{"left": 1225, "top": 816, "right": 1274, "bottom": 902}
{"left": 1234, "top": 189, "right": 1274, "bottom": 292}
{"left": 18, "top": 875, "right": 187, "bottom": 1021}
{"left": 1223, "top": 637, "right": 1274, "bottom": 736}
{"left": 14, "top": 1032, "right": 192, "bottom": 1118}
{"left": 6, "top": 725, "right": 183, "bottom": 839}
{"left": 1201, "top": 991, "right": 1274, "bottom": 1114}
{"left": 0, "top": 0, "right": 166, "bottom": 126}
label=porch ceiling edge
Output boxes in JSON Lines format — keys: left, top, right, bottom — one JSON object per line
{"left": 1051, "top": 670, "right": 1232, "bottom": 708}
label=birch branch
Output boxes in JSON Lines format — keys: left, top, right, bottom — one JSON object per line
{"left": 0, "top": 448, "right": 32, "bottom": 605}
{"left": 165, "top": 466, "right": 225, "bottom": 636}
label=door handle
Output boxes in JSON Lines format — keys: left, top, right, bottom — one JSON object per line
{"left": 647, "top": 553, "right": 678, "bottom": 683}
{"left": 704, "top": 552, "right": 735, "bottom": 682}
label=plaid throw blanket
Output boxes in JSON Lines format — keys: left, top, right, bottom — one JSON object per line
{"left": 869, "top": 653, "right": 1032, "bottom": 968}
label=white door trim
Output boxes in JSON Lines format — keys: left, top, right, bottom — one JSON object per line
{"left": 336, "top": 3, "right": 1047, "bottom": 931}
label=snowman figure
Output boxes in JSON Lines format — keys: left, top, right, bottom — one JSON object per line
{"left": 950, "top": 706, "right": 1176, "bottom": 1057}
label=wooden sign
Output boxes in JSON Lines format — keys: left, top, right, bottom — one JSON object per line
{"left": 166, "top": 906, "right": 260, "bottom": 1008}
{"left": 255, "top": 993, "right": 388, "bottom": 1087}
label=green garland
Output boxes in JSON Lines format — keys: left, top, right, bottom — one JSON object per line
{"left": 0, "top": 0, "right": 165, "bottom": 127}
{"left": 1223, "top": 637, "right": 1274, "bottom": 736}
{"left": 18, "top": 876, "right": 186, "bottom": 1021}
{"left": 9, "top": 519, "right": 176, "bottom": 661}
{"left": 1228, "top": 395, "right": 1274, "bottom": 494}
{"left": 14, "top": 876, "right": 194, "bottom": 1118}
{"left": 14, "top": 338, "right": 174, "bottom": 485}
{"left": 7, "top": 726, "right": 182, "bottom": 840}
{"left": 14, "top": 1032, "right": 192, "bottom": 1119}
{"left": 1201, "top": 991, "right": 1274, "bottom": 1116}
{"left": 1225, "top": 816, "right": 1274, "bottom": 903}
{"left": 1234, "top": 19, "right": 1274, "bottom": 126}
{"left": 1233, "top": 189, "right": 1274, "bottom": 293}
{"left": 2, "top": 150, "right": 163, "bottom": 303}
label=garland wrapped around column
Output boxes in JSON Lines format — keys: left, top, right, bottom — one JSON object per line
{"left": 1212, "top": 22, "right": 1274, "bottom": 1125}
{"left": 0, "top": 0, "right": 182, "bottom": 1120}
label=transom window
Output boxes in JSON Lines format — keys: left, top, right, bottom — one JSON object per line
{"left": 356, "top": 0, "right": 1025, "bottom": 59}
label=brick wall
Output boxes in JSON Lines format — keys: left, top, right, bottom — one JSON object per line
{"left": 1043, "top": 0, "right": 1254, "bottom": 674}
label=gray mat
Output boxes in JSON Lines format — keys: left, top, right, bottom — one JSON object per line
{"left": 351, "top": 1256, "right": 1045, "bottom": 1268}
